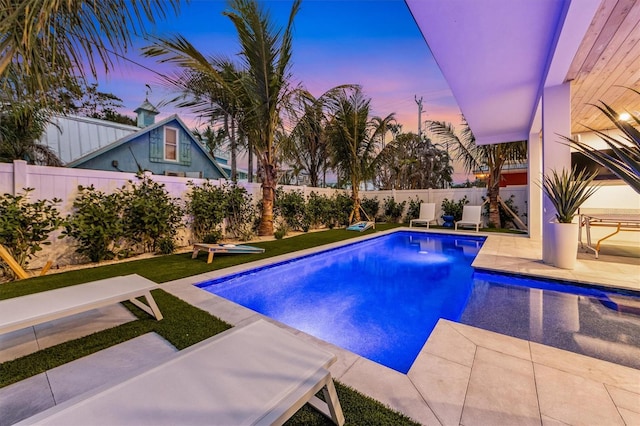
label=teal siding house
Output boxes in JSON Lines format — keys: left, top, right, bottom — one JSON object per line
{"left": 41, "top": 100, "right": 227, "bottom": 179}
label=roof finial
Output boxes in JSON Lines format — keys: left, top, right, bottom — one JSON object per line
{"left": 145, "top": 84, "right": 152, "bottom": 100}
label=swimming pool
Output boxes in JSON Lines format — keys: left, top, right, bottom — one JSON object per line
{"left": 198, "top": 231, "right": 640, "bottom": 373}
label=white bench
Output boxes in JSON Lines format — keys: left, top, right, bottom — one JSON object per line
{"left": 18, "top": 319, "right": 345, "bottom": 425}
{"left": 0, "top": 274, "right": 163, "bottom": 336}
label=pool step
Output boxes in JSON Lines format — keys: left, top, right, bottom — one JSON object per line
{"left": 601, "top": 295, "right": 640, "bottom": 316}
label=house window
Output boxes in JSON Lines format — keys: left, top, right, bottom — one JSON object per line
{"left": 164, "top": 127, "right": 178, "bottom": 161}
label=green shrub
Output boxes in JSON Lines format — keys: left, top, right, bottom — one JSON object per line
{"left": 0, "top": 189, "right": 63, "bottom": 278}
{"left": 441, "top": 196, "right": 468, "bottom": 221}
{"left": 274, "top": 188, "right": 306, "bottom": 231}
{"left": 119, "top": 175, "right": 184, "bottom": 253}
{"left": 186, "top": 181, "right": 226, "bottom": 242}
{"left": 224, "top": 183, "right": 257, "bottom": 241}
{"left": 332, "top": 192, "right": 354, "bottom": 226}
{"left": 361, "top": 196, "right": 380, "bottom": 222}
{"left": 157, "top": 236, "right": 176, "bottom": 254}
{"left": 64, "top": 185, "right": 123, "bottom": 262}
{"left": 201, "top": 231, "right": 222, "bottom": 244}
{"left": 305, "top": 192, "right": 333, "bottom": 229}
{"left": 274, "top": 222, "right": 288, "bottom": 240}
{"left": 404, "top": 196, "right": 423, "bottom": 223}
{"left": 383, "top": 197, "right": 406, "bottom": 223}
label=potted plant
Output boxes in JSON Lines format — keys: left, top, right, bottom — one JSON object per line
{"left": 542, "top": 166, "right": 599, "bottom": 269}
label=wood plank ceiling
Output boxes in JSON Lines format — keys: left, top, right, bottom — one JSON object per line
{"left": 568, "top": 0, "right": 640, "bottom": 134}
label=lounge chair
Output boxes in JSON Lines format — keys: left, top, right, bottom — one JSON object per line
{"left": 18, "top": 319, "right": 345, "bottom": 426}
{"left": 192, "top": 243, "right": 265, "bottom": 264}
{"left": 0, "top": 274, "right": 163, "bottom": 336}
{"left": 454, "top": 205, "right": 483, "bottom": 232}
{"left": 409, "top": 203, "right": 437, "bottom": 228}
{"left": 346, "top": 221, "right": 374, "bottom": 232}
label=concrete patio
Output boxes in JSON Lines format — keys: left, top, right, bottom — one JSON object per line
{"left": 1, "top": 231, "right": 639, "bottom": 425}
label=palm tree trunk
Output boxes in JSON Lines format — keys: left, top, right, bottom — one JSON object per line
{"left": 230, "top": 119, "right": 237, "bottom": 182}
{"left": 351, "top": 174, "right": 361, "bottom": 222}
{"left": 258, "top": 159, "right": 276, "bottom": 235}
{"left": 248, "top": 138, "right": 254, "bottom": 183}
{"left": 487, "top": 168, "right": 501, "bottom": 227}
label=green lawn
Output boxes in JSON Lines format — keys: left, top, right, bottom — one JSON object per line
{"left": 1, "top": 223, "right": 420, "bottom": 425}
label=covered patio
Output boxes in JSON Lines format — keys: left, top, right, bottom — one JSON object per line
{"left": 406, "top": 0, "right": 640, "bottom": 262}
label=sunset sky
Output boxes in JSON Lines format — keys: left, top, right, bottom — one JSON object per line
{"left": 96, "top": 0, "right": 463, "bottom": 135}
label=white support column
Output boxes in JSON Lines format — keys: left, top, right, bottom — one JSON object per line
{"left": 541, "top": 83, "right": 571, "bottom": 264}
{"left": 528, "top": 128, "right": 542, "bottom": 241}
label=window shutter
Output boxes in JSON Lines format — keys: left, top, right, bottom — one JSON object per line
{"left": 179, "top": 131, "right": 192, "bottom": 165}
{"left": 149, "top": 128, "right": 163, "bottom": 162}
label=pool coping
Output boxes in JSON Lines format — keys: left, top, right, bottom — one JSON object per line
{"left": 161, "top": 229, "right": 640, "bottom": 424}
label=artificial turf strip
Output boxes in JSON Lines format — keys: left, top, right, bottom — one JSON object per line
{"left": 0, "top": 290, "right": 231, "bottom": 388}
{"left": 286, "top": 382, "right": 421, "bottom": 426}
{"left": 0, "top": 224, "right": 404, "bottom": 300}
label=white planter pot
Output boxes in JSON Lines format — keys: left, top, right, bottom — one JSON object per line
{"left": 551, "top": 221, "right": 579, "bottom": 269}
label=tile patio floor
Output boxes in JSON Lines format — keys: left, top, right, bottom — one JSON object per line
{"left": 1, "top": 230, "right": 639, "bottom": 425}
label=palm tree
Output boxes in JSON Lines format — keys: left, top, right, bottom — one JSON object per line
{"left": 282, "top": 91, "right": 329, "bottom": 188}
{"left": 223, "top": 0, "right": 300, "bottom": 235}
{"left": 565, "top": 90, "right": 640, "bottom": 193}
{"left": 282, "top": 86, "right": 356, "bottom": 187}
{"left": 326, "top": 86, "right": 394, "bottom": 222}
{"left": 144, "top": 0, "right": 299, "bottom": 235}
{"left": 0, "top": 101, "right": 61, "bottom": 165}
{"left": 428, "top": 118, "right": 527, "bottom": 227}
{"left": 0, "top": 0, "right": 181, "bottom": 103}
{"left": 192, "top": 125, "right": 226, "bottom": 159}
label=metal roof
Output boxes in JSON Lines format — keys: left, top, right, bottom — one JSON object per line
{"left": 39, "top": 115, "right": 139, "bottom": 165}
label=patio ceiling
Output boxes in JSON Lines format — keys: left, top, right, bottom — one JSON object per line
{"left": 406, "top": 0, "right": 640, "bottom": 144}
{"left": 568, "top": 0, "right": 640, "bottom": 133}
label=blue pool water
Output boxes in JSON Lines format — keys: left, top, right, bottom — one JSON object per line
{"left": 198, "top": 231, "right": 640, "bottom": 373}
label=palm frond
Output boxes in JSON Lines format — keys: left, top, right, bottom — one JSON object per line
{"left": 564, "top": 89, "right": 640, "bottom": 193}
{"left": 1, "top": 0, "right": 181, "bottom": 102}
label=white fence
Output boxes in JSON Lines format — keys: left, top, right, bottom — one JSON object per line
{"left": 360, "top": 187, "right": 528, "bottom": 225}
{"left": 1, "top": 160, "right": 532, "bottom": 269}
{"left": 0, "top": 161, "right": 341, "bottom": 215}
{"left": 0, "top": 161, "right": 351, "bottom": 268}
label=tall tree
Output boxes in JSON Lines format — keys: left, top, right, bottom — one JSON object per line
{"left": 376, "top": 132, "right": 452, "bottom": 189}
{"left": 326, "top": 86, "right": 394, "bottom": 222}
{"left": 144, "top": 0, "right": 300, "bottom": 235}
{"left": 66, "top": 82, "right": 136, "bottom": 126}
{"left": 282, "top": 86, "right": 355, "bottom": 187}
{"left": 227, "top": 0, "right": 299, "bottom": 234}
{"left": 428, "top": 118, "right": 527, "bottom": 227}
{"left": 0, "top": 101, "right": 61, "bottom": 165}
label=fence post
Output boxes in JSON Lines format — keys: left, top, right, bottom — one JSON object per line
{"left": 13, "top": 160, "right": 28, "bottom": 195}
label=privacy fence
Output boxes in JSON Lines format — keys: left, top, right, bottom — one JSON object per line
{"left": 1, "top": 160, "right": 530, "bottom": 269}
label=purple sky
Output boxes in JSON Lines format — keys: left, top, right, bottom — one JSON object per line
{"left": 96, "top": 0, "right": 462, "bottom": 134}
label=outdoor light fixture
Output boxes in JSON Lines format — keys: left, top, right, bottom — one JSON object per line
{"left": 618, "top": 112, "right": 631, "bottom": 121}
